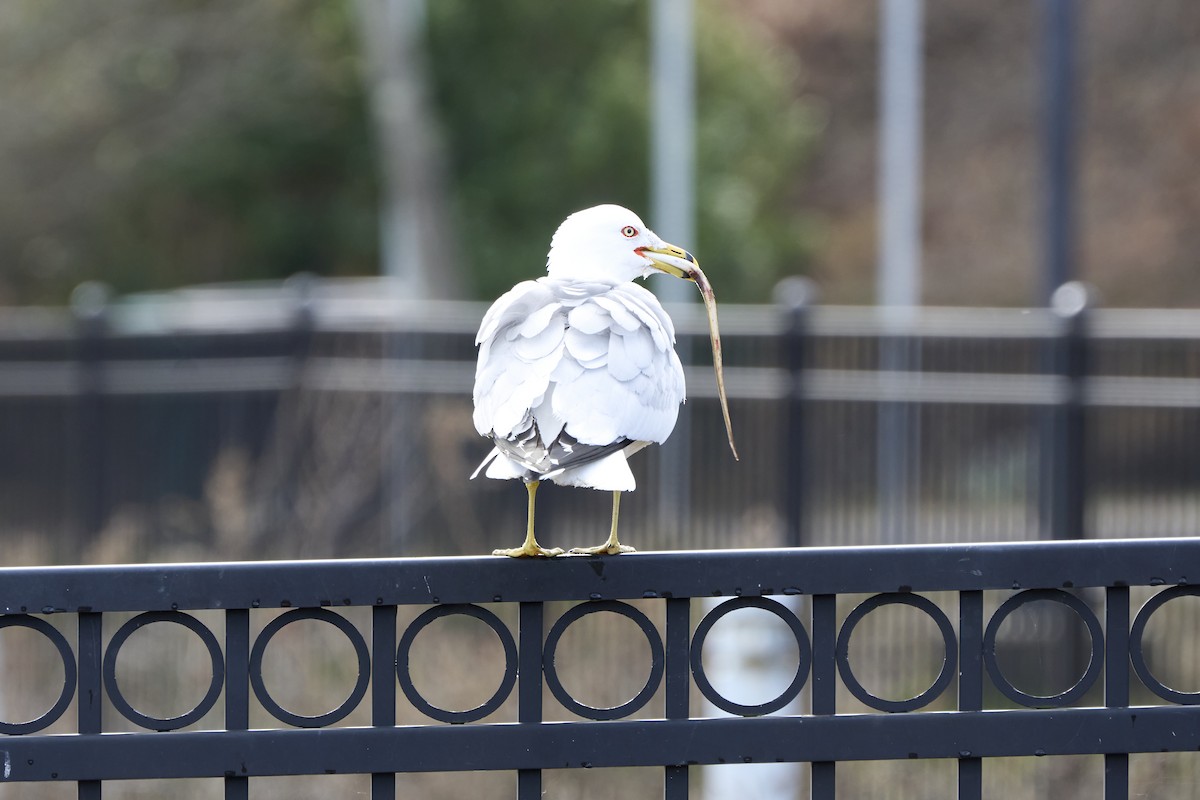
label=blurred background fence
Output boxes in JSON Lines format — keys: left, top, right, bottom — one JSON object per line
{"left": 2, "top": 276, "right": 1197, "bottom": 567}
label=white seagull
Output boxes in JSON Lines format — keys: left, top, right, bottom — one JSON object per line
{"left": 472, "top": 204, "right": 736, "bottom": 557}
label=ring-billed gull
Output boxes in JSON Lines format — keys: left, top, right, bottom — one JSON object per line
{"left": 472, "top": 204, "right": 736, "bottom": 557}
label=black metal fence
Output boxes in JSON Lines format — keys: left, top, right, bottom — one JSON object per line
{"left": 2, "top": 282, "right": 1199, "bottom": 797}
{"left": 2, "top": 279, "right": 1199, "bottom": 564}
{"left": 0, "top": 538, "right": 1197, "bottom": 798}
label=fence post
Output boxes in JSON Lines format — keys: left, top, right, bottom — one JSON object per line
{"left": 70, "top": 282, "right": 110, "bottom": 551}
{"left": 1043, "top": 281, "right": 1092, "bottom": 540}
{"left": 287, "top": 273, "right": 316, "bottom": 384}
{"left": 774, "top": 277, "right": 817, "bottom": 549}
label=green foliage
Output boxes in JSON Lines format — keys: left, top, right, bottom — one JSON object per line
{"left": 427, "top": 0, "right": 819, "bottom": 302}
{"left": 92, "top": 2, "right": 379, "bottom": 296}
{"left": 0, "top": 0, "right": 378, "bottom": 303}
{"left": 1, "top": 0, "right": 816, "bottom": 304}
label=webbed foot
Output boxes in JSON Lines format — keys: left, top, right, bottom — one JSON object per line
{"left": 492, "top": 544, "right": 565, "bottom": 558}
{"left": 568, "top": 543, "right": 636, "bottom": 556}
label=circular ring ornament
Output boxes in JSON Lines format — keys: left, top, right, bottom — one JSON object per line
{"left": 397, "top": 604, "right": 518, "bottom": 723}
{"left": 0, "top": 615, "right": 77, "bottom": 735}
{"left": 1130, "top": 586, "right": 1200, "bottom": 705}
{"left": 691, "top": 597, "right": 811, "bottom": 716}
{"left": 984, "top": 589, "right": 1104, "bottom": 708}
{"left": 250, "top": 608, "right": 370, "bottom": 728}
{"left": 103, "top": 611, "right": 224, "bottom": 731}
{"left": 836, "top": 593, "right": 957, "bottom": 712}
{"left": 543, "top": 600, "right": 664, "bottom": 720}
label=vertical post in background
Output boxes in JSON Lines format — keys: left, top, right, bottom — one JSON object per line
{"left": 1040, "top": 0, "right": 1077, "bottom": 304}
{"left": 775, "top": 278, "right": 817, "bottom": 548}
{"left": 379, "top": 294, "right": 418, "bottom": 556}
{"left": 700, "top": 595, "right": 804, "bottom": 800}
{"left": 650, "top": 0, "right": 696, "bottom": 544}
{"left": 1044, "top": 282, "right": 1091, "bottom": 541}
{"left": 649, "top": 0, "right": 696, "bottom": 283}
{"left": 876, "top": 0, "right": 924, "bottom": 545}
{"left": 71, "top": 282, "right": 110, "bottom": 553}
{"left": 1035, "top": 0, "right": 1080, "bottom": 542}
{"left": 877, "top": 0, "right": 924, "bottom": 313}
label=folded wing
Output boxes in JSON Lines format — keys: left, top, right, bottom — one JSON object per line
{"left": 472, "top": 278, "right": 685, "bottom": 486}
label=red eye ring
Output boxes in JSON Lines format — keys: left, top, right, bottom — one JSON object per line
{"left": 621, "top": 225, "right": 638, "bottom": 238}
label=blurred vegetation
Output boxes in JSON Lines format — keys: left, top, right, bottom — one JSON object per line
{"left": 0, "top": 1, "right": 377, "bottom": 304}
{"left": 0, "top": 0, "right": 816, "bottom": 305}
{"left": 426, "top": 0, "right": 818, "bottom": 301}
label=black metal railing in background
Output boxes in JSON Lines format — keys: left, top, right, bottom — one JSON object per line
{"left": 0, "top": 538, "right": 1197, "bottom": 798}
{"left": 2, "top": 280, "right": 1200, "bottom": 560}
{"left": 1041, "top": 281, "right": 1091, "bottom": 543}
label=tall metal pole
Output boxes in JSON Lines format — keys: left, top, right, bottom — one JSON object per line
{"left": 1037, "top": 0, "right": 1078, "bottom": 540}
{"left": 651, "top": 0, "right": 695, "bottom": 249}
{"left": 877, "top": 0, "right": 924, "bottom": 312}
{"left": 1041, "top": 0, "right": 1076, "bottom": 303}
{"left": 650, "top": 0, "right": 696, "bottom": 543}
{"left": 876, "top": 0, "right": 924, "bottom": 545}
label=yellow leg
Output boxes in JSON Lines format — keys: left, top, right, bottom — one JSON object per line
{"left": 492, "top": 480, "right": 564, "bottom": 558}
{"left": 570, "top": 491, "right": 636, "bottom": 555}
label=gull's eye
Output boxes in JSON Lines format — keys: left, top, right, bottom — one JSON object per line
{"left": 621, "top": 225, "right": 638, "bottom": 238}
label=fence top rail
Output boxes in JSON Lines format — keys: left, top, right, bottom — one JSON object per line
{"left": 3, "top": 538, "right": 1195, "bottom": 614}
{"left": 7, "top": 285, "right": 1200, "bottom": 340}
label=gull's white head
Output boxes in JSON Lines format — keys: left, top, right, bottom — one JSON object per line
{"left": 546, "top": 204, "right": 698, "bottom": 285}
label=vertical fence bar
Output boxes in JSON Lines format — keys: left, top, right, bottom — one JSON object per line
{"left": 1050, "top": 282, "right": 1090, "bottom": 541}
{"left": 957, "top": 591, "right": 984, "bottom": 800}
{"left": 225, "top": 608, "right": 250, "bottom": 800}
{"left": 1041, "top": 282, "right": 1091, "bottom": 541}
{"left": 518, "top": 602, "right": 544, "bottom": 800}
{"left": 776, "top": 277, "right": 816, "bottom": 548}
{"left": 70, "top": 283, "right": 109, "bottom": 552}
{"left": 811, "top": 594, "right": 837, "bottom": 799}
{"left": 1104, "top": 586, "right": 1130, "bottom": 800}
{"left": 77, "top": 611, "right": 103, "bottom": 800}
{"left": 372, "top": 604, "right": 398, "bottom": 799}
{"left": 664, "top": 597, "right": 691, "bottom": 800}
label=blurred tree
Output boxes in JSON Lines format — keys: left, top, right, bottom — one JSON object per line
{"left": 0, "top": 0, "right": 815, "bottom": 305}
{"left": 355, "top": 0, "right": 460, "bottom": 299}
{"left": 0, "top": 0, "right": 376, "bottom": 304}
{"left": 426, "top": 0, "right": 819, "bottom": 302}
